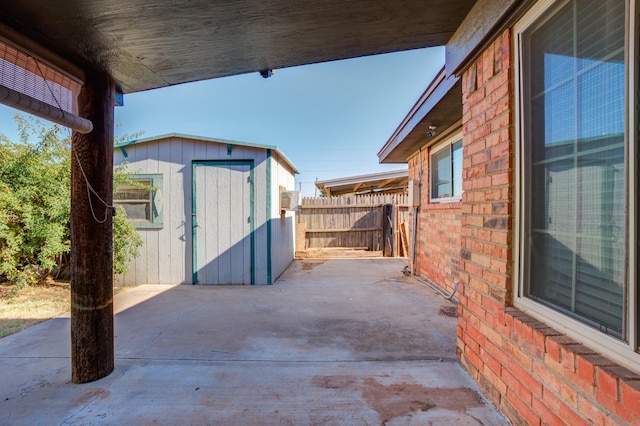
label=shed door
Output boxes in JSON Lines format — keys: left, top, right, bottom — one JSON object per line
{"left": 192, "top": 161, "right": 253, "bottom": 284}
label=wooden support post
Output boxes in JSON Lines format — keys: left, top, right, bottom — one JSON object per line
{"left": 70, "top": 71, "right": 115, "bottom": 383}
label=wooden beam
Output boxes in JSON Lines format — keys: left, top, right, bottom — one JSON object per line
{"left": 375, "top": 178, "right": 395, "bottom": 189}
{"left": 400, "top": 222, "right": 409, "bottom": 258}
{"left": 70, "top": 71, "right": 115, "bottom": 384}
{"left": 305, "top": 227, "right": 382, "bottom": 233}
{"left": 300, "top": 204, "right": 384, "bottom": 209}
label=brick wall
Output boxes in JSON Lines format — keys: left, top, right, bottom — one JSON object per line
{"left": 407, "top": 147, "right": 462, "bottom": 295}
{"left": 457, "top": 29, "right": 640, "bottom": 425}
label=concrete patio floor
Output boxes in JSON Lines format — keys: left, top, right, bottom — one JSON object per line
{"left": 0, "top": 258, "right": 509, "bottom": 425}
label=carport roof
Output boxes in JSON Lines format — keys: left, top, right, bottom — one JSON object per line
{"left": 115, "top": 133, "right": 299, "bottom": 174}
{"left": 0, "top": 1, "right": 475, "bottom": 94}
{"left": 315, "top": 169, "right": 408, "bottom": 196}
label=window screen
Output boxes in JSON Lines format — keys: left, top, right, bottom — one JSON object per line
{"left": 114, "top": 180, "right": 153, "bottom": 222}
{"left": 114, "top": 175, "right": 163, "bottom": 228}
{"left": 522, "top": 0, "right": 626, "bottom": 338}
{"left": 431, "top": 138, "right": 463, "bottom": 200}
{"left": 0, "top": 39, "right": 80, "bottom": 114}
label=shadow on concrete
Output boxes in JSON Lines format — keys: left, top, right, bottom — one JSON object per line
{"left": 0, "top": 258, "right": 509, "bottom": 425}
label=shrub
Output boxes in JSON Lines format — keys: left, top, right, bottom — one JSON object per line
{"left": 0, "top": 114, "right": 143, "bottom": 284}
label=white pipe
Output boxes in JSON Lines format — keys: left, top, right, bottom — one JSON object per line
{"left": 0, "top": 84, "right": 92, "bottom": 134}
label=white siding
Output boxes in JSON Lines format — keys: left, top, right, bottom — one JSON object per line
{"left": 270, "top": 151, "right": 297, "bottom": 282}
{"left": 253, "top": 149, "right": 269, "bottom": 284}
{"left": 114, "top": 135, "right": 296, "bottom": 286}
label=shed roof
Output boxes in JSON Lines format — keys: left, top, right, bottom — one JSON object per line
{"left": 378, "top": 67, "right": 462, "bottom": 163}
{"left": 0, "top": 1, "right": 475, "bottom": 94}
{"left": 115, "top": 133, "right": 299, "bottom": 174}
{"left": 315, "top": 169, "right": 408, "bottom": 196}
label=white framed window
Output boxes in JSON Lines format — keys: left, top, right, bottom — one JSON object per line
{"left": 430, "top": 134, "right": 463, "bottom": 202}
{"left": 514, "top": 0, "right": 638, "bottom": 370}
{"left": 114, "top": 174, "right": 163, "bottom": 228}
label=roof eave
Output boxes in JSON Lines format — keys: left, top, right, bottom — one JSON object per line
{"left": 378, "top": 72, "right": 462, "bottom": 164}
{"left": 315, "top": 169, "right": 408, "bottom": 196}
{"left": 114, "top": 132, "right": 299, "bottom": 174}
{"left": 315, "top": 169, "right": 408, "bottom": 187}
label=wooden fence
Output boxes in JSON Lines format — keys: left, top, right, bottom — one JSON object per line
{"left": 296, "top": 194, "right": 410, "bottom": 256}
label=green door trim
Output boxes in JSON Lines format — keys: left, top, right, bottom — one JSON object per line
{"left": 191, "top": 160, "right": 255, "bottom": 285}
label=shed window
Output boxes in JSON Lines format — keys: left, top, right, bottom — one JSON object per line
{"left": 515, "top": 0, "right": 637, "bottom": 366}
{"left": 430, "top": 135, "right": 463, "bottom": 202}
{"left": 114, "top": 174, "right": 163, "bottom": 228}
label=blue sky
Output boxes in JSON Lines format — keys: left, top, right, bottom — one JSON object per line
{"left": 0, "top": 47, "right": 443, "bottom": 195}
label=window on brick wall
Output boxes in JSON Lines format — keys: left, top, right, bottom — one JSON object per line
{"left": 515, "top": 0, "right": 638, "bottom": 366}
{"left": 430, "top": 134, "right": 463, "bottom": 202}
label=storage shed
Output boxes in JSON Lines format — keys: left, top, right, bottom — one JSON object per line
{"left": 113, "top": 134, "right": 298, "bottom": 286}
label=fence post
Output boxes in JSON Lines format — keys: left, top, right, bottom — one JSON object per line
{"left": 382, "top": 204, "right": 393, "bottom": 256}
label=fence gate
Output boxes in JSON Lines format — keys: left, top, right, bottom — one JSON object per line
{"left": 296, "top": 194, "right": 408, "bottom": 256}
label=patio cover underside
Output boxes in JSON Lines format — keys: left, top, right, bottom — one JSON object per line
{"left": 0, "top": 0, "right": 474, "bottom": 93}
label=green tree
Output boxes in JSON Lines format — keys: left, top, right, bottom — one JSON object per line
{"left": 0, "top": 114, "right": 142, "bottom": 286}
{"left": 112, "top": 163, "right": 146, "bottom": 275}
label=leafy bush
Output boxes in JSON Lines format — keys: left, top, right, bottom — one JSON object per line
{"left": 112, "top": 163, "right": 146, "bottom": 275}
{"left": 0, "top": 114, "right": 143, "bottom": 285}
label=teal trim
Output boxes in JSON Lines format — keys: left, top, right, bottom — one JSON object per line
{"left": 191, "top": 164, "right": 198, "bottom": 284}
{"left": 119, "top": 146, "right": 128, "bottom": 157}
{"left": 266, "top": 149, "right": 272, "bottom": 285}
{"left": 114, "top": 90, "right": 124, "bottom": 107}
{"left": 114, "top": 174, "right": 163, "bottom": 229}
{"left": 192, "top": 160, "right": 254, "bottom": 167}
{"left": 114, "top": 133, "right": 299, "bottom": 174}
{"left": 191, "top": 160, "right": 255, "bottom": 285}
{"left": 227, "top": 144, "right": 232, "bottom": 156}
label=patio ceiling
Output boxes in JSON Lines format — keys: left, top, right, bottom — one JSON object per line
{"left": 0, "top": 0, "right": 474, "bottom": 93}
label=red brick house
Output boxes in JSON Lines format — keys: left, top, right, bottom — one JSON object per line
{"left": 378, "top": 0, "right": 640, "bottom": 424}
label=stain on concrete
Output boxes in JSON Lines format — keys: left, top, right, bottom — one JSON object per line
{"left": 0, "top": 259, "right": 508, "bottom": 425}
{"left": 311, "top": 375, "right": 357, "bottom": 389}
{"left": 312, "top": 375, "right": 484, "bottom": 425}
{"left": 301, "top": 260, "right": 326, "bottom": 271}
{"left": 302, "top": 318, "right": 450, "bottom": 358}
{"left": 438, "top": 306, "right": 458, "bottom": 318}
{"left": 359, "top": 378, "right": 483, "bottom": 424}
{"left": 72, "top": 388, "right": 111, "bottom": 405}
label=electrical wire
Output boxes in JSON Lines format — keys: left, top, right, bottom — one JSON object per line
{"left": 32, "top": 58, "right": 113, "bottom": 225}
{"left": 33, "top": 59, "right": 68, "bottom": 119}
{"left": 72, "top": 148, "right": 113, "bottom": 224}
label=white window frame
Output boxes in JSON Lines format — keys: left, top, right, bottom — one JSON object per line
{"left": 429, "top": 133, "right": 463, "bottom": 203}
{"left": 513, "top": 0, "right": 639, "bottom": 372}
